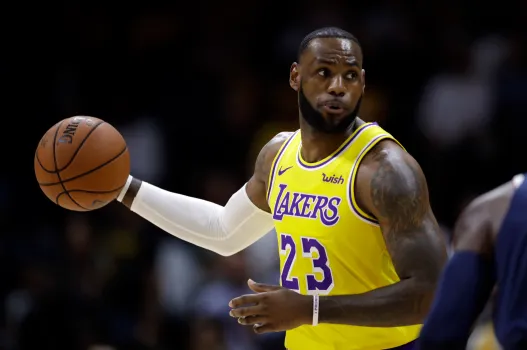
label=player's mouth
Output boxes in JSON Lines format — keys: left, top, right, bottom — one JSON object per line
{"left": 321, "top": 101, "right": 346, "bottom": 114}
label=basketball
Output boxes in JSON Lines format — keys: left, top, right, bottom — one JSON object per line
{"left": 34, "top": 116, "right": 130, "bottom": 211}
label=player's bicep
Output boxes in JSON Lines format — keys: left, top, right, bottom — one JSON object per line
{"left": 357, "top": 142, "right": 446, "bottom": 281}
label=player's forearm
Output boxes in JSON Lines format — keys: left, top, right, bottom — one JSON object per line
{"left": 318, "top": 278, "right": 435, "bottom": 327}
{"left": 118, "top": 176, "right": 274, "bottom": 256}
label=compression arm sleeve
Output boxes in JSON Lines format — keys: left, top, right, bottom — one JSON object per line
{"left": 417, "top": 251, "right": 495, "bottom": 350}
{"left": 118, "top": 178, "right": 275, "bottom": 256}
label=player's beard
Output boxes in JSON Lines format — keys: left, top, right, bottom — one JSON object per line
{"left": 299, "top": 85, "right": 362, "bottom": 134}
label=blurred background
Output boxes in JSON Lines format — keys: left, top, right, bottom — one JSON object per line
{"left": 2, "top": 0, "right": 526, "bottom": 349}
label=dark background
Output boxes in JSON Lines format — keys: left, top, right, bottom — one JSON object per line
{"left": 1, "top": 1, "right": 526, "bottom": 349}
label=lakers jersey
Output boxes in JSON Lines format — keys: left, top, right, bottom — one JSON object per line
{"left": 267, "top": 122, "right": 421, "bottom": 350}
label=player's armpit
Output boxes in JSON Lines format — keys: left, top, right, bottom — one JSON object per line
{"left": 246, "top": 131, "right": 294, "bottom": 213}
{"left": 317, "top": 141, "right": 446, "bottom": 327}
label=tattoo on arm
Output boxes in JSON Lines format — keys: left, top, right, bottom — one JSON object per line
{"left": 254, "top": 132, "right": 292, "bottom": 183}
{"left": 370, "top": 149, "right": 428, "bottom": 233}
{"left": 369, "top": 145, "right": 445, "bottom": 319}
{"left": 319, "top": 143, "right": 446, "bottom": 327}
{"left": 253, "top": 140, "right": 274, "bottom": 184}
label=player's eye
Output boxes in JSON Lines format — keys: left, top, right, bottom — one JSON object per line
{"left": 346, "top": 71, "right": 359, "bottom": 80}
{"left": 318, "top": 68, "right": 329, "bottom": 77}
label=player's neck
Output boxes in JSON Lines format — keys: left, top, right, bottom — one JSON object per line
{"left": 299, "top": 118, "right": 355, "bottom": 163}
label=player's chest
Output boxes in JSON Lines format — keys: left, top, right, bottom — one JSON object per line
{"left": 270, "top": 172, "right": 383, "bottom": 266}
{"left": 269, "top": 167, "right": 351, "bottom": 230}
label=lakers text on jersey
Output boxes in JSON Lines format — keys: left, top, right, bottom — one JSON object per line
{"left": 267, "top": 122, "right": 421, "bottom": 350}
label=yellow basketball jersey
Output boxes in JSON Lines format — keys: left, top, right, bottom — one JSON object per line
{"left": 267, "top": 122, "right": 421, "bottom": 350}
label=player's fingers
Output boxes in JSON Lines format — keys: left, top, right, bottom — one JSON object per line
{"left": 229, "top": 305, "right": 262, "bottom": 318}
{"left": 237, "top": 315, "right": 266, "bottom": 326}
{"left": 253, "top": 323, "right": 275, "bottom": 334}
{"left": 229, "top": 294, "right": 261, "bottom": 308}
{"left": 248, "top": 279, "right": 281, "bottom": 293}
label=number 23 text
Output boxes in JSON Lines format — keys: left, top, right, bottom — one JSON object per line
{"left": 280, "top": 233, "right": 334, "bottom": 294}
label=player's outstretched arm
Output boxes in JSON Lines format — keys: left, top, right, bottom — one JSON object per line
{"left": 317, "top": 140, "right": 447, "bottom": 327}
{"left": 117, "top": 133, "right": 291, "bottom": 256}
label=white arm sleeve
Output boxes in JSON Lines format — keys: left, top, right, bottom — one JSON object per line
{"left": 117, "top": 176, "right": 275, "bottom": 256}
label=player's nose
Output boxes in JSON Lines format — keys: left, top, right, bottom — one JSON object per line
{"left": 327, "top": 76, "right": 346, "bottom": 97}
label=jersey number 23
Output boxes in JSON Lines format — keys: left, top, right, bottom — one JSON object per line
{"left": 280, "top": 233, "right": 334, "bottom": 294}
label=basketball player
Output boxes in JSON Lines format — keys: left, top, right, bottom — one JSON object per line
{"left": 116, "top": 27, "right": 447, "bottom": 350}
{"left": 417, "top": 174, "right": 527, "bottom": 350}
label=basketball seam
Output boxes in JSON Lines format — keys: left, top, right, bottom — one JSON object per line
{"left": 34, "top": 121, "right": 62, "bottom": 172}
{"left": 57, "top": 186, "right": 125, "bottom": 195}
{"left": 36, "top": 121, "right": 105, "bottom": 173}
{"left": 39, "top": 146, "right": 128, "bottom": 187}
{"left": 52, "top": 120, "right": 87, "bottom": 210}
{"left": 35, "top": 150, "right": 53, "bottom": 173}
{"left": 54, "top": 186, "right": 125, "bottom": 207}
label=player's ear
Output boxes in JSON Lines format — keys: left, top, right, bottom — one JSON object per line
{"left": 290, "top": 63, "right": 300, "bottom": 92}
{"left": 362, "top": 69, "right": 366, "bottom": 93}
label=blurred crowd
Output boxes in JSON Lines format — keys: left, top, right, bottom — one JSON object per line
{"left": 2, "top": 1, "right": 527, "bottom": 349}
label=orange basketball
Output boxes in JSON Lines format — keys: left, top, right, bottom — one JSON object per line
{"left": 34, "top": 116, "right": 130, "bottom": 211}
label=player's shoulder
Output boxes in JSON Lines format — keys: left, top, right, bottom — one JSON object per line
{"left": 353, "top": 125, "right": 431, "bottom": 223}
{"left": 353, "top": 121, "right": 425, "bottom": 196}
{"left": 357, "top": 119, "right": 419, "bottom": 171}
{"left": 358, "top": 136, "right": 425, "bottom": 193}
{"left": 453, "top": 180, "right": 516, "bottom": 251}
{"left": 254, "top": 131, "right": 295, "bottom": 182}
{"left": 266, "top": 131, "right": 295, "bottom": 152}
{"left": 362, "top": 138, "right": 410, "bottom": 163}
{"left": 259, "top": 131, "right": 295, "bottom": 166}
{"left": 460, "top": 180, "right": 516, "bottom": 224}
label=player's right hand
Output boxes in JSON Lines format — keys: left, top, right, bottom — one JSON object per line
{"left": 229, "top": 279, "right": 312, "bottom": 334}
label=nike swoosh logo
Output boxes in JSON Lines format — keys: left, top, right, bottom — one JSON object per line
{"left": 278, "top": 166, "right": 293, "bottom": 176}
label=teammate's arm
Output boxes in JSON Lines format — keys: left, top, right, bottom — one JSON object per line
{"left": 317, "top": 140, "right": 447, "bottom": 326}
{"left": 117, "top": 133, "right": 290, "bottom": 256}
{"left": 417, "top": 193, "right": 497, "bottom": 349}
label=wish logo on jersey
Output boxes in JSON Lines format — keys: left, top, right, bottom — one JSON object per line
{"left": 272, "top": 183, "right": 342, "bottom": 226}
{"left": 321, "top": 173, "right": 345, "bottom": 185}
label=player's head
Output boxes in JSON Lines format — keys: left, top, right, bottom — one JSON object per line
{"left": 290, "top": 27, "right": 365, "bottom": 134}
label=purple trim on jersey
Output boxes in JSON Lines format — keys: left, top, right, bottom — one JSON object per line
{"left": 349, "top": 200, "right": 380, "bottom": 225}
{"left": 267, "top": 131, "right": 299, "bottom": 203}
{"left": 347, "top": 134, "right": 392, "bottom": 225}
{"left": 297, "top": 123, "right": 375, "bottom": 170}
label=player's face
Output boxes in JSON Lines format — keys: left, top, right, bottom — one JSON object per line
{"left": 290, "top": 38, "right": 365, "bottom": 134}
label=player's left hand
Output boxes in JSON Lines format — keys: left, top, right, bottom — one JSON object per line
{"left": 229, "top": 279, "right": 312, "bottom": 334}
